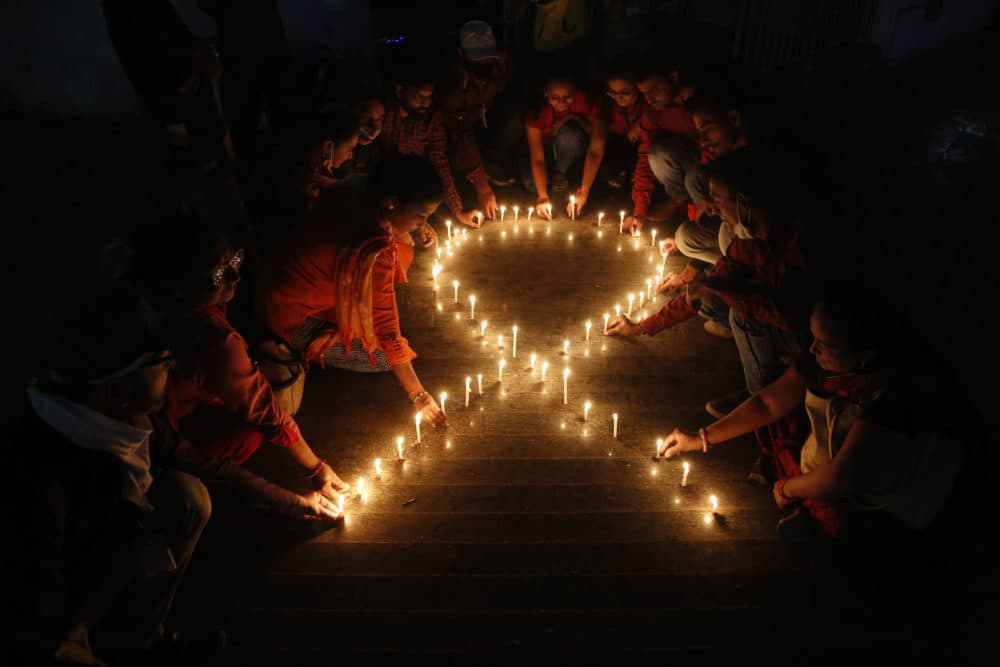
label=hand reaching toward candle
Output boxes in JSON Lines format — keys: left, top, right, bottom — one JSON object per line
{"left": 456, "top": 209, "right": 483, "bottom": 228}
{"left": 536, "top": 197, "right": 553, "bottom": 220}
{"left": 414, "top": 391, "right": 447, "bottom": 427}
{"left": 313, "top": 462, "right": 351, "bottom": 499}
{"left": 657, "top": 271, "right": 687, "bottom": 294}
{"left": 661, "top": 428, "right": 701, "bottom": 458}
{"left": 659, "top": 236, "right": 677, "bottom": 255}
{"left": 623, "top": 215, "right": 644, "bottom": 234}
{"left": 415, "top": 221, "right": 438, "bottom": 248}
{"left": 300, "top": 490, "right": 343, "bottom": 522}
{"left": 772, "top": 479, "right": 797, "bottom": 509}
{"left": 604, "top": 314, "right": 642, "bottom": 337}
{"left": 477, "top": 187, "right": 499, "bottom": 221}
{"left": 566, "top": 187, "right": 588, "bottom": 218}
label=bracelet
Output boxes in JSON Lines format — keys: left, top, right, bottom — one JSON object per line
{"left": 636, "top": 320, "right": 647, "bottom": 336}
{"left": 409, "top": 390, "right": 429, "bottom": 405}
{"left": 306, "top": 459, "right": 326, "bottom": 479}
{"left": 778, "top": 480, "right": 792, "bottom": 500}
{"left": 698, "top": 427, "right": 710, "bottom": 453}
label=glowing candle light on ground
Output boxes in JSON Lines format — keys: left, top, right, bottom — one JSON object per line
{"left": 651, "top": 228, "right": 657, "bottom": 247}
{"left": 563, "top": 339, "right": 569, "bottom": 356}
{"left": 396, "top": 437, "right": 404, "bottom": 460}
{"left": 613, "top": 413, "right": 619, "bottom": 438}
{"left": 446, "top": 219, "right": 452, "bottom": 239}
{"left": 530, "top": 353, "right": 537, "bottom": 370}
{"left": 585, "top": 320, "right": 592, "bottom": 341}
{"left": 512, "top": 325, "right": 518, "bottom": 357}
{"left": 681, "top": 461, "right": 690, "bottom": 486}
{"left": 583, "top": 401, "right": 592, "bottom": 421}
{"left": 470, "top": 295, "right": 476, "bottom": 320}
{"left": 603, "top": 312, "right": 610, "bottom": 333}
{"left": 415, "top": 412, "right": 422, "bottom": 444}
{"left": 453, "top": 280, "right": 459, "bottom": 304}
{"left": 598, "top": 212, "right": 605, "bottom": 227}
{"left": 465, "top": 377, "right": 471, "bottom": 406}
{"left": 541, "top": 361, "right": 549, "bottom": 382}
{"left": 562, "top": 367, "right": 570, "bottom": 405}
{"left": 527, "top": 206, "right": 534, "bottom": 222}
{"left": 619, "top": 210, "right": 626, "bottom": 233}
{"left": 498, "top": 358, "right": 506, "bottom": 383}
{"left": 480, "top": 319, "right": 487, "bottom": 337}
{"left": 627, "top": 293, "right": 635, "bottom": 317}
{"left": 477, "top": 373, "right": 483, "bottom": 395}
{"left": 439, "top": 392, "right": 447, "bottom": 416}
{"left": 375, "top": 458, "right": 383, "bottom": 475}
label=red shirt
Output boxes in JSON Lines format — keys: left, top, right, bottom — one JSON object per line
{"left": 640, "top": 225, "right": 812, "bottom": 336}
{"left": 631, "top": 106, "right": 698, "bottom": 217}
{"left": 168, "top": 304, "right": 302, "bottom": 448}
{"left": 380, "top": 102, "right": 463, "bottom": 216}
{"left": 257, "top": 192, "right": 417, "bottom": 366}
{"left": 525, "top": 90, "right": 601, "bottom": 140}
{"left": 605, "top": 99, "right": 645, "bottom": 136}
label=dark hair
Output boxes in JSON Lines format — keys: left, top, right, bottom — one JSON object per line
{"left": 129, "top": 214, "right": 231, "bottom": 299}
{"left": 686, "top": 91, "right": 742, "bottom": 119}
{"left": 317, "top": 106, "right": 361, "bottom": 145}
{"left": 367, "top": 154, "right": 443, "bottom": 206}
{"left": 601, "top": 56, "right": 641, "bottom": 83}
{"left": 812, "top": 294, "right": 889, "bottom": 359}
{"left": 702, "top": 147, "right": 784, "bottom": 216}
{"left": 395, "top": 57, "right": 438, "bottom": 90}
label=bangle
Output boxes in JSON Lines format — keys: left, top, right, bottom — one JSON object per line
{"left": 306, "top": 459, "right": 326, "bottom": 479}
{"left": 698, "top": 427, "right": 710, "bottom": 453}
{"left": 778, "top": 480, "right": 792, "bottom": 500}
{"left": 409, "top": 390, "right": 428, "bottom": 404}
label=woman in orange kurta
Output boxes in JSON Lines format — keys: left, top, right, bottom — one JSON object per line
{"left": 258, "top": 154, "right": 446, "bottom": 426}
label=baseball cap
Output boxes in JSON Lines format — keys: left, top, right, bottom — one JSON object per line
{"left": 459, "top": 21, "right": 498, "bottom": 61}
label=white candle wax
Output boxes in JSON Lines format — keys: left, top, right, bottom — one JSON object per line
{"left": 477, "top": 373, "right": 483, "bottom": 395}
{"left": 710, "top": 495, "right": 719, "bottom": 512}
{"left": 603, "top": 312, "right": 610, "bottom": 333}
{"left": 569, "top": 195, "right": 576, "bottom": 220}
{"left": 396, "top": 437, "right": 404, "bottom": 461}
{"left": 446, "top": 219, "right": 452, "bottom": 239}
{"left": 480, "top": 319, "right": 487, "bottom": 337}
{"left": 627, "top": 294, "right": 634, "bottom": 317}
{"left": 498, "top": 358, "right": 506, "bottom": 383}
{"left": 415, "top": 412, "right": 422, "bottom": 444}
{"left": 598, "top": 212, "right": 605, "bottom": 227}
{"left": 656, "top": 438, "right": 664, "bottom": 456}
{"left": 375, "top": 457, "right": 383, "bottom": 475}
{"left": 528, "top": 207, "right": 534, "bottom": 222}
{"left": 465, "top": 377, "right": 471, "bottom": 407}
{"left": 681, "top": 461, "right": 690, "bottom": 487}
{"left": 357, "top": 476, "right": 365, "bottom": 496}
{"left": 513, "top": 205, "right": 519, "bottom": 222}
{"left": 512, "top": 325, "right": 518, "bottom": 357}
{"left": 563, "top": 339, "right": 569, "bottom": 356}
{"left": 585, "top": 320, "right": 591, "bottom": 341}
{"left": 470, "top": 295, "right": 476, "bottom": 320}
{"left": 498, "top": 334, "right": 503, "bottom": 350}
{"left": 338, "top": 495, "right": 345, "bottom": 514}
{"left": 500, "top": 205, "right": 506, "bottom": 223}
{"left": 619, "top": 210, "right": 625, "bottom": 234}
{"left": 646, "top": 278, "right": 653, "bottom": 301}
{"left": 562, "top": 368, "right": 570, "bottom": 405}
{"left": 615, "top": 304, "right": 621, "bottom": 317}
{"left": 439, "top": 392, "right": 447, "bottom": 416}
{"left": 530, "top": 353, "right": 537, "bottom": 370}
{"left": 612, "top": 413, "right": 619, "bottom": 438}
{"left": 651, "top": 228, "right": 657, "bottom": 247}
{"left": 583, "top": 401, "right": 592, "bottom": 422}
{"left": 453, "top": 280, "right": 459, "bottom": 304}
{"left": 541, "top": 361, "right": 549, "bottom": 382}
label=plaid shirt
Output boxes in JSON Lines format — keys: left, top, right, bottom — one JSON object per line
{"left": 381, "top": 102, "right": 464, "bottom": 216}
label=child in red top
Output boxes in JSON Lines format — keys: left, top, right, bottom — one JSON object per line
{"left": 257, "top": 155, "right": 447, "bottom": 427}
{"left": 522, "top": 76, "right": 607, "bottom": 220}
{"left": 129, "top": 216, "right": 349, "bottom": 515}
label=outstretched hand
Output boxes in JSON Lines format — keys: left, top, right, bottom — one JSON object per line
{"left": 661, "top": 428, "right": 702, "bottom": 458}
{"left": 604, "top": 314, "right": 641, "bottom": 337}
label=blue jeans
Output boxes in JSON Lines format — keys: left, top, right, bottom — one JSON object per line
{"left": 521, "top": 121, "right": 587, "bottom": 194}
{"left": 647, "top": 133, "right": 699, "bottom": 200}
{"left": 730, "top": 311, "right": 804, "bottom": 393}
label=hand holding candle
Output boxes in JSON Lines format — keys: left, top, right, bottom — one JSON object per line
{"left": 598, "top": 211, "right": 605, "bottom": 227}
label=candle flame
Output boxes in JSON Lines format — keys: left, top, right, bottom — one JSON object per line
{"left": 710, "top": 495, "right": 719, "bottom": 511}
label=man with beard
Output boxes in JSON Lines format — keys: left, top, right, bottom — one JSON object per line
{"left": 381, "top": 64, "right": 482, "bottom": 227}
{"left": 438, "top": 21, "right": 514, "bottom": 221}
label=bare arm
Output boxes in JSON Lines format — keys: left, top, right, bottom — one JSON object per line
{"left": 578, "top": 116, "right": 607, "bottom": 198}
{"left": 705, "top": 365, "right": 810, "bottom": 444}
{"left": 526, "top": 125, "right": 549, "bottom": 202}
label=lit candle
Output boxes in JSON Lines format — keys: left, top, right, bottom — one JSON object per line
{"left": 477, "top": 373, "right": 483, "bottom": 395}
{"left": 513, "top": 205, "right": 519, "bottom": 222}
{"left": 562, "top": 367, "right": 570, "bottom": 405}
{"left": 612, "top": 413, "right": 619, "bottom": 438}
{"left": 650, "top": 228, "right": 657, "bottom": 247}
{"left": 619, "top": 210, "right": 626, "bottom": 233}
{"left": 585, "top": 320, "right": 592, "bottom": 341}
{"left": 415, "top": 412, "right": 422, "bottom": 444}
{"left": 583, "top": 400, "right": 592, "bottom": 422}
{"left": 432, "top": 262, "right": 441, "bottom": 289}
{"left": 465, "top": 377, "right": 471, "bottom": 407}
{"left": 627, "top": 293, "right": 634, "bottom": 317}
{"left": 598, "top": 211, "right": 605, "bottom": 227}
{"left": 453, "top": 280, "right": 460, "bottom": 304}
{"left": 337, "top": 494, "right": 345, "bottom": 515}
{"left": 396, "top": 437, "right": 404, "bottom": 461}
{"left": 476, "top": 212, "right": 482, "bottom": 226}
{"left": 541, "top": 361, "right": 549, "bottom": 382}
{"left": 446, "top": 219, "right": 452, "bottom": 239}
{"left": 546, "top": 203, "right": 553, "bottom": 218}
{"left": 646, "top": 278, "right": 653, "bottom": 301}
{"left": 530, "top": 353, "right": 537, "bottom": 370}
{"left": 615, "top": 304, "right": 621, "bottom": 317}
{"left": 498, "top": 334, "right": 504, "bottom": 350}
{"left": 498, "top": 358, "right": 506, "bottom": 383}
{"left": 480, "top": 320, "right": 488, "bottom": 338}
{"left": 681, "top": 461, "right": 690, "bottom": 487}
{"left": 512, "top": 325, "right": 518, "bottom": 357}
{"left": 656, "top": 438, "right": 664, "bottom": 456}
{"left": 563, "top": 339, "right": 569, "bottom": 356}
{"left": 439, "top": 391, "right": 447, "bottom": 416}
{"left": 527, "top": 206, "right": 534, "bottom": 222}
{"left": 470, "top": 295, "right": 476, "bottom": 320}
{"left": 375, "top": 457, "right": 383, "bottom": 475}
{"left": 603, "top": 312, "right": 610, "bottom": 333}
{"left": 357, "top": 476, "right": 365, "bottom": 497}
{"left": 436, "top": 246, "right": 442, "bottom": 259}
{"left": 569, "top": 194, "right": 576, "bottom": 220}
{"left": 500, "top": 205, "right": 506, "bottom": 223}
{"left": 710, "top": 495, "right": 719, "bottom": 513}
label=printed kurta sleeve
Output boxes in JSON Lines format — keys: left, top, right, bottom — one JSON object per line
{"left": 631, "top": 116, "right": 657, "bottom": 217}
{"left": 426, "top": 114, "right": 465, "bottom": 215}
{"left": 371, "top": 249, "right": 418, "bottom": 366}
